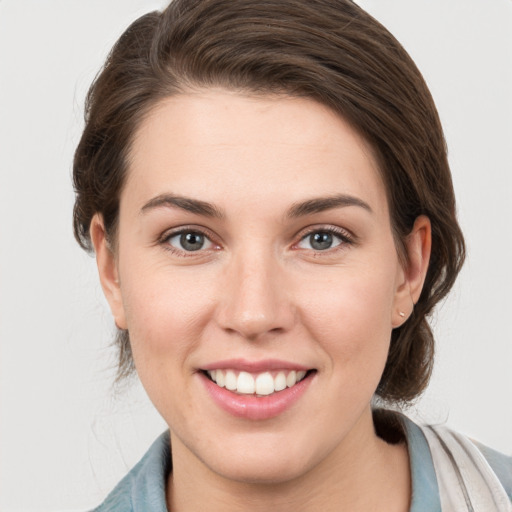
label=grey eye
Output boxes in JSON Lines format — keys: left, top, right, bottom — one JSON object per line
{"left": 310, "top": 232, "right": 333, "bottom": 250}
{"left": 297, "top": 231, "right": 343, "bottom": 251}
{"left": 167, "top": 231, "right": 213, "bottom": 252}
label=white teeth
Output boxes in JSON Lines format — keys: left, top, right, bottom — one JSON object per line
{"left": 225, "top": 370, "right": 237, "bottom": 391}
{"left": 286, "top": 370, "right": 297, "bottom": 388}
{"left": 237, "top": 372, "right": 255, "bottom": 394}
{"left": 255, "top": 372, "right": 274, "bottom": 395}
{"left": 207, "top": 368, "right": 309, "bottom": 395}
{"left": 274, "top": 372, "right": 287, "bottom": 391}
{"left": 216, "top": 370, "right": 225, "bottom": 388}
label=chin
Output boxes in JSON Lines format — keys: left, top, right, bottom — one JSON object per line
{"left": 208, "top": 455, "right": 311, "bottom": 486}
{"left": 192, "top": 430, "right": 325, "bottom": 486}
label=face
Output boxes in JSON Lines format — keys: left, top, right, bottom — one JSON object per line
{"left": 93, "top": 90, "right": 428, "bottom": 485}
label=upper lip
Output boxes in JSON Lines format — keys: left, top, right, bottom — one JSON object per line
{"left": 200, "top": 358, "right": 312, "bottom": 373}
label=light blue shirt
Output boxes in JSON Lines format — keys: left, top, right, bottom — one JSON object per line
{"left": 91, "top": 416, "right": 512, "bottom": 511}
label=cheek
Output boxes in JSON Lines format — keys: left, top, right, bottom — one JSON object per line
{"left": 119, "top": 262, "right": 215, "bottom": 369}
{"left": 297, "top": 266, "right": 397, "bottom": 371}
{"left": 118, "top": 266, "right": 219, "bottom": 420}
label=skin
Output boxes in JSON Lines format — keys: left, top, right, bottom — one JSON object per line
{"left": 91, "top": 90, "right": 431, "bottom": 511}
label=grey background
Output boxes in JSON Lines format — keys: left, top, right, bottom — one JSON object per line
{"left": 1, "top": 0, "right": 511, "bottom": 510}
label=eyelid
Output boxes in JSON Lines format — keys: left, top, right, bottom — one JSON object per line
{"left": 156, "top": 224, "right": 355, "bottom": 257}
{"left": 292, "top": 225, "right": 355, "bottom": 250}
{"left": 159, "top": 225, "right": 221, "bottom": 254}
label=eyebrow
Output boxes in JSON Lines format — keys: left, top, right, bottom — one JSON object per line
{"left": 287, "top": 194, "right": 372, "bottom": 218}
{"left": 140, "top": 194, "right": 225, "bottom": 218}
{"left": 140, "top": 192, "right": 371, "bottom": 219}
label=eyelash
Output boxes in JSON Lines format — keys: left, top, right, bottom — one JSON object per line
{"left": 294, "top": 225, "right": 355, "bottom": 253}
{"left": 159, "top": 226, "right": 220, "bottom": 257}
{"left": 158, "top": 225, "right": 355, "bottom": 257}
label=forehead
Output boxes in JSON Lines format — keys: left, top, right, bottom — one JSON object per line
{"left": 125, "top": 90, "right": 388, "bottom": 217}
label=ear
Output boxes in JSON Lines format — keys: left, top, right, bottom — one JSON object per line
{"left": 90, "top": 214, "right": 127, "bottom": 330}
{"left": 392, "top": 215, "right": 431, "bottom": 327}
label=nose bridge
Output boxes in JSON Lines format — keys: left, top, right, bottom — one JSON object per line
{"left": 217, "top": 243, "right": 293, "bottom": 339}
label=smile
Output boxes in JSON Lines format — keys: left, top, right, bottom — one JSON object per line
{"left": 205, "top": 369, "right": 309, "bottom": 396}
{"left": 199, "top": 361, "right": 316, "bottom": 420}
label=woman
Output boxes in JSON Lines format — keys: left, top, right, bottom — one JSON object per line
{"left": 72, "top": 0, "right": 512, "bottom": 510}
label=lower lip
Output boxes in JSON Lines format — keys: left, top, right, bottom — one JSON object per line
{"left": 199, "top": 372, "right": 314, "bottom": 421}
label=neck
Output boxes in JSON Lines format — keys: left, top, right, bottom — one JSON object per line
{"left": 167, "top": 408, "right": 411, "bottom": 512}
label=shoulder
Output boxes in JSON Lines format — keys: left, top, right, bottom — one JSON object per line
{"left": 91, "top": 431, "right": 171, "bottom": 512}
{"left": 423, "top": 422, "right": 512, "bottom": 497}
{"left": 474, "top": 440, "right": 512, "bottom": 500}
{"left": 406, "top": 416, "right": 512, "bottom": 509}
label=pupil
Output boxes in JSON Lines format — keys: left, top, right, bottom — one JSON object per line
{"left": 311, "top": 232, "right": 332, "bottom": 250}
{"left": 181, "top": 232, "right": 204, "bottom": 251}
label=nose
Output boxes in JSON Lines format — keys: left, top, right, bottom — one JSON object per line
{"left": 215, "top": 248, "right": 295, "bottom": 341}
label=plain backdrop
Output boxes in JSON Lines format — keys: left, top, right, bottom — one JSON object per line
{"left": 0, "top": 1, "right": 511, "bottom": 510}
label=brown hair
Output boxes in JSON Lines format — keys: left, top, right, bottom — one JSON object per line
{"left": 73, "top": 0, "right": 465, "bottom": 402}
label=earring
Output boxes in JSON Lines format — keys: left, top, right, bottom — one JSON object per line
{"left": 399, "top": 311, "right": 405, "bottom": 318}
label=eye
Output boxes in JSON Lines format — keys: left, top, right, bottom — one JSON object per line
{"left": 296, "top": 229, "right": 349, "bottom": 251}
{"left": 165, "top": 230, "right": 215, "bottom": 252}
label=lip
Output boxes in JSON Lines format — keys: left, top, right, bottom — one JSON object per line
{"left": 198, "top": 366, "right": 315, "bottom": 421}
{"left": 200, "top": 358, "right": 311, "bottom": 373}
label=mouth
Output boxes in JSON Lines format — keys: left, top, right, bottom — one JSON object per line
{"left": 202, "top": 368, "right": 313, "bottom": 397}
{"left": 198, "top": 359, "right": 316, "bottom": 420}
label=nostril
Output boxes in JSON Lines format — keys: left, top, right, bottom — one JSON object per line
{"left": 221, "top": 315, "right": 287, "bottom": 341}
{"left": 215, "top": 263, "right": 296, "bottom": 338}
